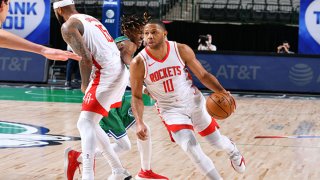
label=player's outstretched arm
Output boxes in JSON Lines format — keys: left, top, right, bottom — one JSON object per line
{"left": 177, "top": 43, "right": 226, "bottom": 93}
{"left": 0, "top": 29, "right": 81, "bottom": 61}
{"left": 130, "top": 55, "right": 148, "bottom": 141}
{"left": 61, "top": 18, "right": 92, "bottom": 92}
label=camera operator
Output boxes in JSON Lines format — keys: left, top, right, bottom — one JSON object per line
{"left": 197, "top": 34, "right": 217, "bottom": 51}
{"left": 277, "top": 41, "right": 294, "bottom": 54}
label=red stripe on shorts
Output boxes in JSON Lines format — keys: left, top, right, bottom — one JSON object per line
{"left": 198, "top": 118, "right": 220, "bottom": 137}
{"left": 162, "top": 121, "right": 194, "bottom": 142}
{"left": 81, "top": 56, "right": 110, "bottom": 117}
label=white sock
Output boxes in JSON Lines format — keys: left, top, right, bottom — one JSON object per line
{"left": 95, "top": 123, "right": 124, "bottom": 171}
{"left": 136, "top": 124, "right": 152, "bottom": 170}
{"left": 77, "top": 112, "right": 100, "bottom": 180}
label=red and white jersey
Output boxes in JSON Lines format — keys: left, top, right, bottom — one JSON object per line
{"left": 70, "top": 14, "right": 122, "bottom": 70}
{"left": 70, "top": 14, "right": 128, "bottom": 116}
{"left": 139, "top": 41, "right": 198, "bottom": 110}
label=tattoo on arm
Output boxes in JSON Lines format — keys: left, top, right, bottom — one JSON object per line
{"left": 61, "top": 18, "right": 92, "bottom": 89}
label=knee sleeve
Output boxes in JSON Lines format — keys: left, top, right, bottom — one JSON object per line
{"left": 204, "top": 130, "right": 234, "bottom": 153}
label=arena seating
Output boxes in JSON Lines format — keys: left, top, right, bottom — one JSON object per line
{"left": 50, "top": 0, "right": 299, "bottom": 24}
{"left": 198, "top": 0, "right": 300, "bottom": 24}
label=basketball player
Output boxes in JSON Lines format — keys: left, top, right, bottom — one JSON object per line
{"left": 0, "top": 0, "right": 81, "bottom": 61}
{"left": 130, "top": 20, "right": 246, "bottom": 179}
{"left": 64, "top": 14, "right": 168, "bottom": 180}
{"left": 53, "top": 0, "right": 129, "bottom": 179}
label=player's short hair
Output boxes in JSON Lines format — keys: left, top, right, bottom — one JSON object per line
{"left": 146, "top": 19, "right": 167, "bottom": 30}
{"left": 0, "top": 0, "right": 9, "bottom": 6}
{"left": 121, "top": 12, "right": 150, "bottom": 35}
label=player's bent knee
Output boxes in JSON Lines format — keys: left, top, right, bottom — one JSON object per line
{"left": 119, "top": 140, "right": 131, "bottom": 152}
{"left": 77, "top": 117, "right": 91, "bottom": 132}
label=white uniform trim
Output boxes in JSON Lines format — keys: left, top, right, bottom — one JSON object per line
{"left": 53, "top": 0, "right": 74, "bottom": 9}
{"left": 139, "top": 53, "right": 148, "bottom": 79}
{"left": 173, "top": 42, "right": 185, "bottom": 67}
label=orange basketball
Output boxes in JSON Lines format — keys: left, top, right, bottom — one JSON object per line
{"left": 206, "top": 92, "right": 236, "bottom": 120}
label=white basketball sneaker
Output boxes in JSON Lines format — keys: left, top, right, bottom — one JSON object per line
{"left": 108, "top": 169, "right": 134, "bottom": 180}
{"left": 229, "top": 143, "right": 246, "bottom": 174}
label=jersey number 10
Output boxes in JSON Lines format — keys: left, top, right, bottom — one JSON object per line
{"left": 163, "top": 79, "right": 174, "bottom": 93}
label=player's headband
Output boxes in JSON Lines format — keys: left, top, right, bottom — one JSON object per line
{"left": 53, "top": 0, "right": 74, "bottom": 9}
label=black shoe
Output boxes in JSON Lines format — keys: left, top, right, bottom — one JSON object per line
{"left": 65, "top": 81, "right": 71, "bottom": 87}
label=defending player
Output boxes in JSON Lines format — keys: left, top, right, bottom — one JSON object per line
{"left": 130, "top": 20, "right": 246, "bottom": 179}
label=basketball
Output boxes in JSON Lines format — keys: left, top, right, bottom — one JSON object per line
{"left": 206, "top": 92, "right": 236, "bottom": 120}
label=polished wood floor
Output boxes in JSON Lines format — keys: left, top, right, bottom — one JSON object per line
{"left": 0, "top": 94, "right": 320, "bottom": 180}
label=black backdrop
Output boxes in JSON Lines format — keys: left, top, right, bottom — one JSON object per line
{"left": 165, "top": 21, "right": 298, "bottom": 53}
{"left": 50, "top": 18, "right": 299, "bottom": 53}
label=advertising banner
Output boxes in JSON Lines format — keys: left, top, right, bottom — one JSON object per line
{"left": 299, "top": 0, "right": 320, "bottom": 55}
{"left": 102, "top": 0, "right": 121, "bottom": 39}
{"left": 194, "top": 53, "right": 320, "bottom": 93}
{"left": 0, "top": 0, "right": 50, "bottom": 82}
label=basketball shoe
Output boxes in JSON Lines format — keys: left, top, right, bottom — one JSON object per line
{"left": 229, "top": 142, "right": 246, "bottom": 174}
{"left": 64, "top": 147, "right": 82, "bottom": 180}
{"left": 108, "top": 169, "right": 133, "bottom": 180}
{"left": 135, "top": 169, "right": 168, "bottom": 180}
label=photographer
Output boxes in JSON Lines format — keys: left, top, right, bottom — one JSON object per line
{"left": 277, "top": 41, "right": 294, "bottom": 54}
{"left": 197, "top": 34, "right": 217, "bottom": 51}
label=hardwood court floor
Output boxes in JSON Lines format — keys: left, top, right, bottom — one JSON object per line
{"left": 0, "top": 87, "right": 319, "bottom": 180}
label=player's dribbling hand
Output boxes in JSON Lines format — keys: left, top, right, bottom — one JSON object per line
{"left": 220, "top": 90, "right": 237, "bottom": 111}
{"left": 136, "top": 122, "right": 148, "bottom": 141}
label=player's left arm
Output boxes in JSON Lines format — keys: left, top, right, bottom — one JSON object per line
{"left": 119, "top": 40, "right": 137, "bottom": 65}
{"left": 61, "top": 18, "right": 92, "bottom": 93}
{"left": 177, "top": 43, "right": 226, "bottom": 93}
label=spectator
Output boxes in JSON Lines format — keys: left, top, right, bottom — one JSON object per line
{"left": 277, "top": 41, "right": 294, "bottom": 54}
{"left": 198, "top": 34, "right": 217, "bottom": 51}
{"left": 65, "top": 45, "right": 81, "bottom": 87}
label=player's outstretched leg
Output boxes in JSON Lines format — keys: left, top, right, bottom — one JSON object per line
{"left": 172, "top": 129, "right": 223, "bottom": 180}
{"left": 95, "top": 122, "right": 133, "bottom": 180}
{"left": 77, "top": 112, "right": 98, "bottom": 180}
{"left": 203, "top": 129, "right": 246, "bottom": 174}
{"left": 134, "top": 124, "right": 168, "bottom": 180}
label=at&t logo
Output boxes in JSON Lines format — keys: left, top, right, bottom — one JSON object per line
{"left": 289, "top": 64, "right": 313, "bottom": 86}
{"left": 105, "top": 9, "right": 115, "bottom": 23}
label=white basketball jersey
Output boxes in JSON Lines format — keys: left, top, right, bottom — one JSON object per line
{"left": 70, "top": 14, "right": 124, "bottom": 72}
{"left": 70, "top": 14, "right": 129, "bottom": 116}
{"left": 140, "top": 41, "right": 198, "bottom": 110}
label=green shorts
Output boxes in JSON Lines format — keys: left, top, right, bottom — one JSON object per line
{"left": 99, "top": 96, "right": 135, "bottom": 139}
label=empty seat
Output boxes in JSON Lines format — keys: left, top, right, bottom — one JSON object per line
{"left": 199, "top": 0, "right": 213, "bottom": 20}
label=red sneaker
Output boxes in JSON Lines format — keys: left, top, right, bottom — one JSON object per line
{"left": 135, "top": 169, "right": 168, "bottom": 180}
{"left": 64, "top": 147, "right": 81, "bottom": 180}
